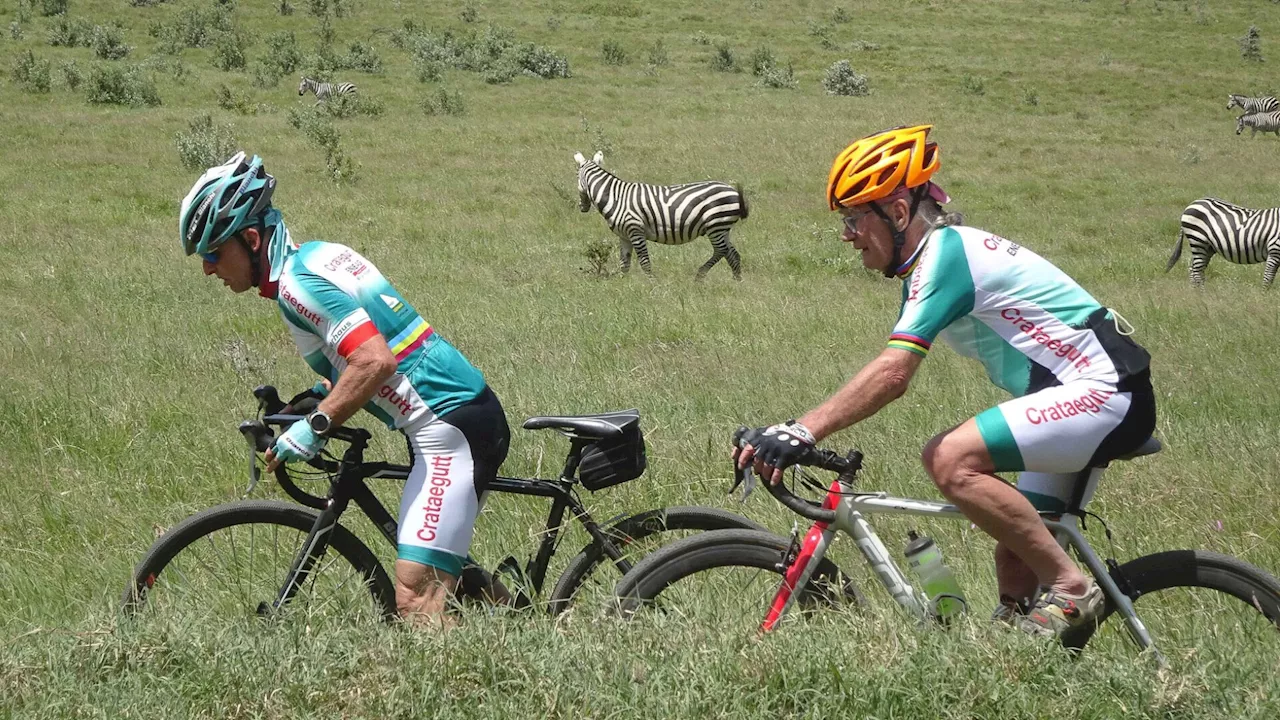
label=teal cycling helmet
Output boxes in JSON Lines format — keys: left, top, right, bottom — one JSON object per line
{"left": 179, "top": 151, "right": 276, "bottom": 257}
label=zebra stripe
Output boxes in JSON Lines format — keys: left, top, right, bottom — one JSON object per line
{"left": 1166, "top": 197, "right": 1280, "bottom": 286}
{"left": 1226, "top": 94, "right": 1278, "bottom": 114}
{"left": 1236, "top": 110, "right": 1280, "bottom": 137}
{"left": 574, "top": 151, "right": 749, "bottom": 280}
{"left": 298, "top": 76, "right": 357, "bottom": 104}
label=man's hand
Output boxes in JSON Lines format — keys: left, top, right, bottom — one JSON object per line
{"left": 265, "top": 419, "right": 327, "bottom": 472}
{"left": 733, "top": 421, "right": 816, "bottom": 486}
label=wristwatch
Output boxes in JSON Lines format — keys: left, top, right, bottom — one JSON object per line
{"left": 307, "top": 410, "right": 333, "bottom": 437}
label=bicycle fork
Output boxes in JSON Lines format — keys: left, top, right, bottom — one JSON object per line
{"left": 761, "top": 479, "right": 929, "bottom": 632}
{"left": 266, "top": 487, "right": 352, "bottom": 616}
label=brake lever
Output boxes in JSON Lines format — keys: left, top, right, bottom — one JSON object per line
{"left": 237, "top": 420, "right": 273, "bottom": 498}
{"left": 729, "top": 456, "right": 758, "bottom": 502}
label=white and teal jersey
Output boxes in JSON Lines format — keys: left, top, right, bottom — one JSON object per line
{"left": 888, "top": 226, "right": 1149, "bottom": 397}
{"left": 275, "top": 241, "right": 486, "bottom": 430}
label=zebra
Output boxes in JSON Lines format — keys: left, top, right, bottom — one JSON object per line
{"left": 298, "top": 75, "right": 357, "bottom": 104}
{"left": 574, "top": 151, "right": 749, "bottom": 280}
{"left": 1166, "top": 197, "right": 1280, "bottom": 287}
{"left": 1226, "top": 94, "right": 1278, "bottom": 116}
{"left": 1236, "top": 110, "right": 1280, "bottom": 137}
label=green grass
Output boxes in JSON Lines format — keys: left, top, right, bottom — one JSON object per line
{"left": 3, "top": 0, "right": 1280, "bottom": 716}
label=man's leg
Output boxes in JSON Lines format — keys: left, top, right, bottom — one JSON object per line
{"left": 920, "top": 419, "right": 1091, "bottom": 596}
{"left": 395, "top": 560, "right": 459, "bottom": 629}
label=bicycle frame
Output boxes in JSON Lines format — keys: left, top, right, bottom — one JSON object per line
{"left": 765, "top": 475, "right": 1162, "bottom": 660}
{"left": 265, "top": 420, "right": 642, "bottom": 615}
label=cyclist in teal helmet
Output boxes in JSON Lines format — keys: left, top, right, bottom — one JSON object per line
{"left": 179, "top": 152, "right": 512, "bottom": 628}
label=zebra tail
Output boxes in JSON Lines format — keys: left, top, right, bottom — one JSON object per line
{"left": 735, "top": 183, "right": 749, "bottom": 221}
{"left": 1164, "top": 228, "right": 1184, "bottom": 273}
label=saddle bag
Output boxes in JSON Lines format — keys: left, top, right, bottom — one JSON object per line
{"left": 577, "top": 419, "right": 647, "bottom": 492}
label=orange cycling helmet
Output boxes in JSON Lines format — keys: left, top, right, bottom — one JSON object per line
{"left": 827, "top": 124, "right": 940, "bottom": 209}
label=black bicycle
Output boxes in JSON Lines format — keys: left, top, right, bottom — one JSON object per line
{"left": 121, "top": 386, "right": 765, "bottom": 624}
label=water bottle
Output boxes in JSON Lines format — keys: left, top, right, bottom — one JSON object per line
{"left": 904, "top": 530, "right": 967, "bottom": 622}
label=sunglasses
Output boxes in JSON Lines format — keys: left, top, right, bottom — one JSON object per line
{"left": 200, "top": 249, "right": 220, "bottom": 263}
{"left": 840, "top": 208, "right": 874, "bottom": 234}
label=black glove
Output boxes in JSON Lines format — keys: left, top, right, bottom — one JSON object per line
{"left": 739, "top": 421, "right": 816, "bottom": 473}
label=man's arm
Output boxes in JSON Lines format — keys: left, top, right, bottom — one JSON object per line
{"left": 316, "top": 335, "right": 398, "bottom": 427}
{"left": 798, "top": 347, "right": 924, "bottom": 441}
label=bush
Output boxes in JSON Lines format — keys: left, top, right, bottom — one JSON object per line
{"left": 960, "top": 73, "right": 985, "bottom": 96}
{"left": 514, "top": 43, "right": 570, "bottom": 78}
{"left": 212, "top": 31, "right": 249, "bottom": 71}
{"left": 482, "top": 59, "right": 518, "bottom": 84}
{"left": 47, "top": 15, "right": 92, "bottom": 47}
{"left": 174, "top": 2, "right": 233, "bottom": 48}
{"left": 10, "top": 21, "right": 24, "bottom": 41}
{"left": 807, "top": 20, "right": 837, "bottom": 50}
{"left": 1240, "top": 25, "right": 1263, "bottom": 63}
{"left": 647, "top": 39, "right": 668, "bottom": 67}
{"left": 460, "top": 2, "right": 478, "bottom": 23}
{"left": 37, "top": 0, "right": 68, "bottom": 16}
{"left": 749, "top": 46, "right": 776, "bottom": 76}
{"left": 1022, "top": 87, "right": 1039, "bottom": 106}
{"left": 831, "top": 6, "right": 851, "bottom": 23}
{"left": 690, "top": 30, "right": 712, "bottom": 46}
{"left": 757, "top": 62, "right": 797, "bottom": 89}
{"left": 850, "top": 39, "right": 880, "bottom": 51}
{"left": 278, "top": 0, "right": 293, "bottom": 14}
{"left": 175, "top": 113, "right": 238, "bottom": 170}
{"left": 583, "top": 236, "right": 613, "bottom": 278}
{"left": 261, "top": 30, "right": 303, "bottom": 76}
{"left": 60, "top": 60, "right": 82, "bottom": 90}
{"left": 602, "top": 40, "right": 627, "bottom": 65}
{"left": 215, "top": 83, "right": 253, "bottom": 114}
{"left": 414, "top": 55, "right": 444, "bottom": 82}
{"left": 710, "top": 42, "right": 737, "bottom": 72}
{"left": 12, "top": 50, "right": 52, "bottom": 93}
{"left": 85, "top": 63, "right": 161, "bottom": 106}
{"left": 421, "top": 86, "right": 464, "bottom": 115}
{"left": 318, "top": 92, "right": 384, "bottom": 118}
{"left": 341, "top": 41, "right": 383, "bottom": 73}
{"left": 91, "top": 24, "right": 132, "bottom": 60}
{"left": 324, "top": 147, "right": 357, "bottom": 184}
{"left": 822, "top": 59, "right": 868, "bottom": 96}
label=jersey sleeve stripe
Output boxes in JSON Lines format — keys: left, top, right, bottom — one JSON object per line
{"left": 336, "top": 321, "right": 381, "bottom": 358}
{"left": 390, "top": 318, "right": 434, "bottom": 360}
{"left": 888, "top": 333, "right": 931, "bottom": 356}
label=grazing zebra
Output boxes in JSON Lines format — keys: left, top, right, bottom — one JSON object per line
{"left": 298, "top": 75, "right": 357, "bottom": 104}
{"left": 1226, "top": 94, "right": 1279, "bottom": 115}
{"left": 1166, "top": 197, "right": 1280, "bottom": 287}
{"left": 574, "top": 151, "right": 749, "bottom": 280}
{"left": 1236, "top": 110, "right": 1280, "bottom": 137}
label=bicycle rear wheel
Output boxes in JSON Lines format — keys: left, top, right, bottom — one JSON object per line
{"left": 1065, "top": 550, "right": 1280, "bottom": 670}
{"left": 548, "top": 506, "right": 769, "bottom": 615}
{"left": 121, "top": 500, "right": 397, "bottom": 626}
{"left": 613, "top": 528, "right": 859, "bottom": 629}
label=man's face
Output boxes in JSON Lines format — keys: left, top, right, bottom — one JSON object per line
{"left": 838, "top": 204, "right": 894, "bottom": 273}
{"left": 202, "top": 232, "right": 255, "bottom": 293}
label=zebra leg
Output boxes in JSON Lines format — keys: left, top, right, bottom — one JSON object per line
{"left": 1189, "top": 247, "right": 1212, "bottom": 287}
{"left": 1264, "top": 246, "right": 1280, "bottom": 287}
{"left": 630, "top": 232, "right": 655, "bottom": 277}
{"left": 617, "top": 235, "right": 633, "bottom": 274}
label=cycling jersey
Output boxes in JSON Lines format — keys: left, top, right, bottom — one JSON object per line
{"left": 888, "top": 225, "right": 1150, "bottom": 396}
{"left": 273, "top": 241, "right": 486, "bottom": 430}
{"left": 887, "top": 226, "right": 1154, "bottom": 477}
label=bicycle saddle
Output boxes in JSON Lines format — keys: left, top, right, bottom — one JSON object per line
{"left": 1115, "top": 436, "right": 1162, "bottom": 461}
{"left": 522, "top": 409, "right": 640, "bottom": 439}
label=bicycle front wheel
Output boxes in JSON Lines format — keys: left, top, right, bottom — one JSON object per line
{"left": 121, "top": 500, "right": 397, "bottom": 626}
{"left": 1065, "top": 550, "right": 1280, "bottom": 671}
{"left": 614, "top": 528, "right": 859, "bottom": 629}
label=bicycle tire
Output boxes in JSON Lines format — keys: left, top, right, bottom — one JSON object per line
{"left": 613, "top": 528, "right": 860, "bottom": 618}
{"left": 1063, "top": 549, "right": 1280, "bottom": 653}
{"left": 547, "top": 506, "right": 770, "bottom": 615}
{"left": 121, "top": 500, "right": 397, "bottom": 622}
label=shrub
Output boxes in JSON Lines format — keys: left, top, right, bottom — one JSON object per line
{"left": 261, "top": 31, "right": 303, "bottom": 76}
{"left": 85, "top": 63, "right": 161, "bottom": 106}
{"left": 850, "top": 39, "right": 880, "bottom": 51}
{"left": 583, "top": 236, "right": 613, "bottom": 278}
{"left": 319, "top": 92, "right": 384, "bottom": 118}
{"left": 60, "top": 60, "right": 82, "bottom": 90}
{"left": 546, "top": 15, "right": 561, "bottom": 30}
{"left": 91, "top": 24, "right": 132, "bottom": 60}
{"left": 460, "top": 2, "right": 478, "bottom": 23}
{"left": 421, "top": 86, "right": 464, "bottom": 115}
{"left": 822, "top": 60, "right": 868, "bottom": 96}
{"left": 341, "top": 41, "right": 383, "bottom": 73}
{"left": 414, "top": 56, "right": 444, "bottom": 82}
{"left": 807, "top": 21, "right": 837, "bottom": 50}
{"left": 831, "top": 6, "right": 851, "bottom": 23}
{"left": 1240, "top": 25, "right": 1263, "bottom": 63}
{"left": 514, "top": 43, "right": 570, "bottom": 78}
{"left": 602, "top": 40, "right": 627, "bottom": 65}
{"left": 749, "top": 46, "right": 776, "bottom": 76}
{"left": 690, "top": 31, "right": 712, "bottom": 46}
{"left": 47, "top": 15, "right": 92, "bottom": 47}
{"left": 37, "top": 0, "right": 68, "bottom": 16}
{"left": 278, "top": 0, "right": 293, "bottom": 14}
{"left": 10, "top": 21, "right": 24, "bottom": 41}
{"left": 710, "top": 42, "right": 737, "bottom": 72}
{"left": 175, "top": 113, "right": 238, "bottom": 170}
{"left": 12, "top": 50, "right": 52, "bottom": 93}
{"left": 647, "top": 39, "right": 668, "bottom": 67}
{"left": 212, "top": 31, "right": 248, "bottom": 71}
{"left": 1022, "top": 87, "right": 1039, "bottom": 106}
{"left": 324, "top": 147, "right": 357, "bottom": 184}
{"left": 175, "top": 2, "right": 233, "bottom": 48}
{"left": 757, "top": 62, "right": 797, "bottom": 89}
{"left": 960, "top": 73, "right": 985, "bottom": 96}
{"left": 483, "top": 59, "right": 518, "bottom": 84}
{"left": 215, "top": 83, "right": 253, "bottom": 114}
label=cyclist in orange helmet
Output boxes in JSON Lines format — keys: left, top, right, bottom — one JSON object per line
{"left": 737, "top": 125, "right": 1156, "bottom": 639}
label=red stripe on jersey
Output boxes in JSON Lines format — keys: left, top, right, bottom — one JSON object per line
{"left": 336, "top": 321, "right": 381, "bottom": 358}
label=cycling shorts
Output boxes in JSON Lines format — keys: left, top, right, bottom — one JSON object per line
{"left": 974, "top": 370, "right": 1155, "bottom": 512}
{"left": 397, "top": 386, "right": 510, "bottom": 576}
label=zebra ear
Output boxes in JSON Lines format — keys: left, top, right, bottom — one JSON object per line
{"left": 592, "top": 150, "right": 604, "bottom": 165}
{"left": 574, "top": 152, "right": 586, "bottom": 167}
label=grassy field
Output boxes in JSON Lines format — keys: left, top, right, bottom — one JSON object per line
{"left": 3, "top": 0, "right": 1280, "bottom": 716}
